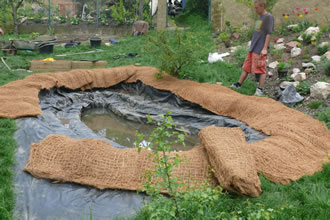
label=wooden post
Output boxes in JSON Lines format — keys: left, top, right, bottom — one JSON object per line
{"left": 156, "top": 0, "right": 166, "bottom": 30}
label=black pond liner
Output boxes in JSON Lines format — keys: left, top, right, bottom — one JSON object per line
{"left": 13, "top": 81, "right": 268, "bottom": 219}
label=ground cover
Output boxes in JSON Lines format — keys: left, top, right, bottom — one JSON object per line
{"left": 0, "top": 15, "right": 329, "bottom": 219}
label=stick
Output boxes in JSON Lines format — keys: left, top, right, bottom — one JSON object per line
{"left": 55, "top": 49, "right": 104, "bottom": 57}
{"left": 1, "top": 57, "right": 12, "bottom": 71}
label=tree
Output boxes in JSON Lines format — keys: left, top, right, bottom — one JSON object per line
{"left": 6, "top": 0, "right": 42, "bottom": 34}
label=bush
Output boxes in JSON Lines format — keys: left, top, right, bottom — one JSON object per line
{"left": 321, "top": 59, "right": 330, "bottom": 76}
{"left": 296, "top": 81, "right": 311, "bottom": 96}
{"left": 233, "top": 45, "right": 249, "bottom": 67}
{"left": 145, "top": 29, "right": 206, "bottom": 78}
{"left": 182, "top": 0, "right": 209, "bottom": 18}
{"left": 316, "top": 108, "right": 330, "bottom": 129}
{"left": 110, "top": 0, "right": 136, "bottom": 25}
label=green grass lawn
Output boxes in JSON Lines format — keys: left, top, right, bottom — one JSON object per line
{"left": 0, "top": 16, "right": 329, "bottom": 219}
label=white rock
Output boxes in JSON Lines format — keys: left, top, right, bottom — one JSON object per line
{"left": 279, "top": 81, "right": 299, "bottom": 89}
{"left": 298, "top": 27, "right": 320, "bottom": 42}
{"left": 248, "top": 41, "right": 251, "bottom": 47}
{"left": 291, "top": 72, "right": 306, "bottom": 81}
{"left": 268, "top": 61, "right": 279, "bottom": 69}
{"left": 298, "top": 35, "right": 303, "bottom": 41}
{"left": 274, "top": 43, "right": 286, "bottom": 50}
{"left": 319, "top": 42, "right": 329, "bottom": 47}
{"left": 311, "top": 55, "right": 321, "bottom": 63}
{"left": 302, "top": 62, "right": 316, "bottom": 69}
{"left": 310, "top": 82, "right": 330, "bottom": 100}
{"left": 324, "top": 51, "right": 330, "bottom": 60}
{"left": 292, "top": 68, "right": 300, "bottom": 74}
{"left": 230, "top": 46, "right": 237, "bottom": 53}
{"left": 276, "top": 38, "right": 284, "bottom": 43}
{"left": 267, "top": 71, "right": 273, "bottom": 76}
{"left": 291, "top": 47, "right": 301, "bottom": 57}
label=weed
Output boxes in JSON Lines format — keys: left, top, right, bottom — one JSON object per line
{"left": 308, "top": 101, "right": 325, "bottom": 109}
{"left": 296, "top": 81, "right": 312, "bottom": 95}
{"left": 316, "top": 108, "right": 330, "bottom": 129}
{"left": 233, "top": 45, "right": 249, "bottom": 67}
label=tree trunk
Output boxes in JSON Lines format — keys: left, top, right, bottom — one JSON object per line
{"left": 11, "top": 0, "right": 24, "bottom": 35}
{"left": 138, "top": 0, "right": 144, "bottom": 20}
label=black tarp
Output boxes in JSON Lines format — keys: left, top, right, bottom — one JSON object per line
{"left": 13, "top": 81, "right": 267, "bottom": 219}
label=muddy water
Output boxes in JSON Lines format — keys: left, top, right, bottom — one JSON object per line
{"left": 81, "top": 110, "right": 200, "bottom": 151}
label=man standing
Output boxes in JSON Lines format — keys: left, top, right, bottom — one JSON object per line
{"left": 232, "top": 0, "right": 274, "bottom": 96}
{"left": 0, "top": 27, "right": 4, "bottom": 36}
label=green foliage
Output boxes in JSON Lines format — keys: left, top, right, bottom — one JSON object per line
{"left": 181, "top": 0, "right": 209, "bottom": 18}
{"left": 270, "top": 49, "right": 283, "bottom": 61}
{"left": 322, "top": 59, "right": 330, "bottom": 76}
{"left": 145, "top": 29, "right": 206, "bottom": 78}
{"left": 317, "top": 44, "right": 329, "bottom": 56}
{"left": 59, "top": 16, "right": 67, "bottom": 24}
{"left": 100, "top": 14, "right": 109, "bottom": 26}
{"left": 110, "top": 0, "right": 136, "bottom": 25}
{"left": 0, "top": 118, "right": 17, "bottom": 220}
{"left": 296, "top": 81, "right": 311, "bottom": 96}
{"left": 277, "top": 62, "right": 291, "bottom": 71}
{"left": 308, "top": 101, "right": 325, "bottom": 110}
{"left": 316, "top": 108, "right": 330, "bottom": 129}
{"left": 302, "top": 33, "right": 312, "bottom": 44}
{"left": 233, "top": 45, "right": 249, "bottom": 67}
{"left": 70, "top": 17, "right": 81, "bottom": 25}
{"left": 135, "top": 112, "right": 186, "bottom": 216}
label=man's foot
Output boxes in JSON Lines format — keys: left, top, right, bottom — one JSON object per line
{"left": 231, "top": 82, "right": 241, "bottom": 89}
{"left": 255, "top": 88, "right": 264, "bottom": 96}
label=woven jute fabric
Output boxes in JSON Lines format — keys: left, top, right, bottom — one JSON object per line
{"left": 0, "top": 66, "right": 329, "bottom": 197}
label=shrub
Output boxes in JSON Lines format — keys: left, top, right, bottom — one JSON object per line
{"left": 316, "top": 108, "right": 330, "bottom": 129}
{"left": 296, "top": 81, "right": 311, "bottom": 95}
{"left": 145, "top": 29, "right": 206, "bottom": 78}
{"left": 320, "top": 58, "right": 330, "bottom": 76}
{"left": 110, "top": 0, "right": 136, "bottom": 25}
{"left": 317, "top": 45, "right": 328, "bottom": 56}
{"left": 308, "top": 101, "right": 325, "bottom": 109}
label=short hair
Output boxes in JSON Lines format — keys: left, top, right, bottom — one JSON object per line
{"left": 254, "top": 0, "right": 266, "bottom": 7}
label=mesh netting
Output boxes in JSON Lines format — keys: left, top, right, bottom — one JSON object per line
{"left": 0, "top": 66, "right": 329, "bottom": 197}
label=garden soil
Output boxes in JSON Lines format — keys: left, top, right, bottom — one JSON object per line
{"left": 0, "top": 66, "right": 329, "bottom": 200}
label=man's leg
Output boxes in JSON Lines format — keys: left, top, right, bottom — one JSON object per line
{"left": 258, "top": 73, "right": 266, "bottom": 88}
{"left": 238, "top": 70, "right": 248, "bottom": 85}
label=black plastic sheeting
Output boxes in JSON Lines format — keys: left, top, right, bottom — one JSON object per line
{"left": 13, "top": 81, "right": 267, "bottom": 219}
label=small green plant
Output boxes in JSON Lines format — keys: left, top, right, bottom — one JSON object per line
{"left": 316, "top": 107, "right": 330, "bottom": 129}
{"left": 277, "top": 62, "right": 291, "bottom": 71}
{"left": 70, "top": 17, "right": 81, "bottom": 25}
{"left": 308, "top": 101, "right": 325, "bottom": 109}
{"left": 59, "top": 16, "right": 67, "bottom": 24}
{"left": 87, "top": 19, "right": 93, "bottom": 24}
{"left": 33, "top": 12, "right": 43, "bottom": 24}
{"left": 296, "top": 81, "right": 311, "bottom": 95}
{"left": 135, "top": 112, "right": 186, "bottom": 216}
{"left": 317, "top": 44, "right": 329, "bottom": 56}
{"left": 145, "top": 29, "right": 205, "bottom": 78}
{"left": 271, "top": 49, "right": 284, "bottom": 61}
{"left": 302, "top": 33, "right": 312, "bottom": 44}
{"left": 322, "top": 59, "right": 330, "bottom": 76}
{"left": 219, "top": 32, "right": 230, "bottom": 47}
{"left": 100, "top": 14, "right": 109, "bottom": 26}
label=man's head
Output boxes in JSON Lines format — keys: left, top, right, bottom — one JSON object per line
{"left": 254, "top": 0, "right": 266, "bottom": 15}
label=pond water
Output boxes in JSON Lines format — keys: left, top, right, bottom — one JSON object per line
{"left": 81, "top": 109, "right": 200, "bottom": 151}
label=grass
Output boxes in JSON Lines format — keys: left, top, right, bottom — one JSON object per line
{"left": 0, "top": 16, "right": 329, "bottom": 219}
{"left": 0, "top": 119, "right": 16, "bottom": 220}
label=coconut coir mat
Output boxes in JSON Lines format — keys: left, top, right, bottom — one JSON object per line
{"left": 0, "top": 66, "right": 329, "bottom": 197}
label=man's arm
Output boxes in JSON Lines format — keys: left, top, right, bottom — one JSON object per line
{"left": 261, "top": 34, "right": 271, "bottom": 56}
{"left": 0, "top": 28, "right": 4, "bottom": 36}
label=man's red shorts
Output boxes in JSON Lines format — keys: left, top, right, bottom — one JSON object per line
{"left": 242, "top": 52, "right": 267, "bottom": 74}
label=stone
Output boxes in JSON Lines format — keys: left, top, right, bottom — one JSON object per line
{"left": 230, "top": 46, "right": 237, "bottom": 53}
{"left": 319, "top": 42, "right": 329, "bottom": 47}
{"left": 216, "top": 82, "right": 223, "bottom": 86}
{"left": 291, "top": 47, "right": 301, "bottom": 57}
{"left": 324, "top": 51, "right": 330, "bottom": 60}
{"left": 274, "top": 43, "right": 286, "bottom": 50}
{"left": 310, "top": 82, "right": 330, "bottom": 100}
{"left": 232, "top": 33, "right": 240, "bottom": 39}
{"left": 267, "top": 71, "right": 273, "bottom": 77}
{"left": 311, "top": 55, "right": 321, "bottom": 63}
{"left": 292, "top": 68, "right": 300, "bottom": 74}
{"left": 286, "top": 41, "right": 299, "bottom": 49}
{"left": 279, "top": 81, "right": 299, "bottom": 90}
{"left": 291, "top": 72, "right": 306, "bottom": 81}
{"left": 302, "top": 62, "right": 316, "bottom": 69}
{"left": 305, "top": 68, "right": 313, "bottom": 75}
{"left": 279, "top": 84, "right": 304, "bottom": 106}
{"left": 276, "top": 38, "right": 284, "bottom": 43}
{"left": 248, "top": 41, "right": 251, "bottom": 47}
{"left": 298, "top": 26, "right": 320, "bottom": 41}
{"left": 268, "top": 61, "right": 279, "bottom": 69}
{"left": 132, "top": 20, "right": 149, "bottom": 36}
